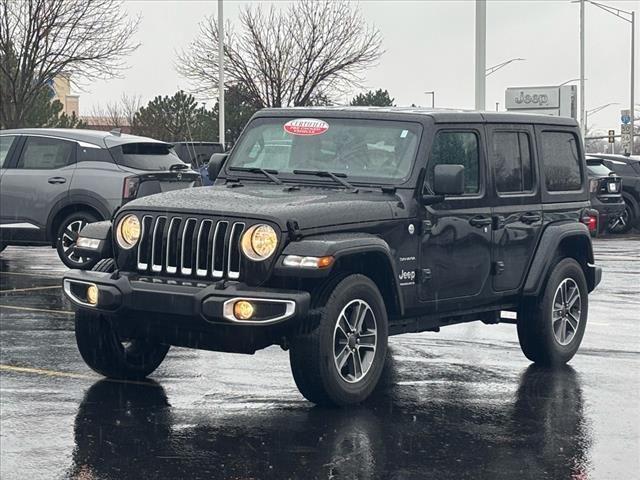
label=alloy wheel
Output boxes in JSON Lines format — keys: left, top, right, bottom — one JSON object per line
{"left": 61, "top": 219, "right": 87, "bottom": 264}
{"left": 333, "top": 299, "right": 377, "bottom": 383}
{"left": 551, "top": 278, "right": 582, "bottom": 346}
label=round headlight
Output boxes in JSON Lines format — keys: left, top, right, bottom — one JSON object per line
{"left": 241, "top": 224, "right": 278, "bottom": 261}
{"left": 116, "top": 214, "right": 141, "bottom": 249}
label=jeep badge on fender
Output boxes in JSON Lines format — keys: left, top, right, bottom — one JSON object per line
{"left": 63, "top": 107, "right": 602, "bottom": 407}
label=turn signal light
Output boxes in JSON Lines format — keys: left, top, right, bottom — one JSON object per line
{"left": 282, "top": 255, "right": 334, "bottom": 269}
{"left": 233, "top": 300, "right": 255, "bottom": 320}
{"left": 86, "top": 284, "right": 99, "bottom": 305}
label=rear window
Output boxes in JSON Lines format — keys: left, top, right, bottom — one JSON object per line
{"left": 174, "top": 144, "right": 223, "bottom": 166}
{"left": 541, "top": 131, "right": 582, "bottom": 191}
{"left": 586, "top": 160, "right": 612, "bottom": 176}
{"left": 109, "top": 143, "right": 187, "bottom": 171}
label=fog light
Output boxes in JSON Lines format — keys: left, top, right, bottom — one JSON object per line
{"left": 86, "top": 284, "right": 99, "bottom": 305}
{"left": 233, "top": 300, "right": 255, "bottom": 320}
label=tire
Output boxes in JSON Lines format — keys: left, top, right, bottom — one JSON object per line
{"left": 607, "top": 200, "right": 634, "bottom": 234}
{"left": 517, "top": 258, "right": 588, "bottom": 366}
{"left": 74, "top": 259, "right": 170, "bottom": 380}
{"left": 0, "top": 243, "right": 6, "bottom": 253}
{"left": 56, "top": 211, "right": 100, "bottom": 269}
{"left": 289, "top": 274, "right": 389, "bottom": 406}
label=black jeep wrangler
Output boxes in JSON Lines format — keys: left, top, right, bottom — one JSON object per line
{"left": 63, "top": 108, "right": 602, "bottom": 406}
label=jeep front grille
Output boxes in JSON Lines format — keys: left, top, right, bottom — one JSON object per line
{"left": 136, "top": 215, "right": 245, "bottom": 280}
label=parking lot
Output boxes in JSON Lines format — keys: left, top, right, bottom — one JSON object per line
{"left": 0, "top": 235, "right": 638, "bottom": 480}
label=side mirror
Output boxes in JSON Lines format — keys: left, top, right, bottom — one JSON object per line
{"left": 433, "top": 164, "right": 465, "bottom": 196}
{"left": 207, "top": 153, "right": 228, "bottom": 181}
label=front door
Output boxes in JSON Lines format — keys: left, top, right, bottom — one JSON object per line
{"left": 487, "top": 125, "right": 542, "bottom": 292}
{"left": 419, "top": 127, "right": 493, "bottom": 308}
{"left": 0, "top": 136, "right": 76, "bottom": 240}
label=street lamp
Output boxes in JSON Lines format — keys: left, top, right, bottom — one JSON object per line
{"left": 558, "top": 78, "right": 584, "bottom": 86}
{"left": 585, "top": 102, "right": 619, "bottom": 134}
{"left": 424, "top": 91, "right": 435, "bottom": 109}
{"left": 485, "top": 58, "right": 526, "bottom": 77}
{"left": 577, "top": 0, "right": 635, "bottom": 153}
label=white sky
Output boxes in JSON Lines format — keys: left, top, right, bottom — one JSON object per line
{"left": 80, "top": 0, "right": 639, "bottom": 134}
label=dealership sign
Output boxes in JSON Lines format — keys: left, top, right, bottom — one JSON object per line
{"left": 505, "top": 85, "right": 577, "bottom": 119}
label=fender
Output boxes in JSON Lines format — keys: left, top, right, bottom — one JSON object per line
{"left": 74, "top": 220, "right": 113, "bottom": 260}
{"left": 46, "top": 192, "right": 115, "bottom": 240}
{"left": 275, "top": 233, "right": 405, "bottom": 315}
{"left": 523, "top": 221, "right": 600, "bottom": 296}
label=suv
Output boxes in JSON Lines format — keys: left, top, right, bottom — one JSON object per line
{"left": 584, "top": 157, "right": 624, "bottom": 234}
{"left": 0, "top": 129, "right": 200, "bottom": 268}
{"left": 62, "top": 109, "right": 602, "bottom": 406}
{"left": 587, "top": 154, "right": 640, "bottom": 233}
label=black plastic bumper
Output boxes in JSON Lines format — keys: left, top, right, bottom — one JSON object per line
{"left": 62, "top": 270, "right": 311, "bottom": 327}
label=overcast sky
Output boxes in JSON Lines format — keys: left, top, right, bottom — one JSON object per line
{"left": 81, "top": 0, "right": 638, "bottom": 134}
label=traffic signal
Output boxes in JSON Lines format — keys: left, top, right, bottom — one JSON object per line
{"left": 608, "top": 130, "right": 615, "bottom": 143}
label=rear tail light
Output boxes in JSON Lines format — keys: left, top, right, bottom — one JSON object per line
{"left": 581, "top": 211, "right": 598, "bottom": 233}
{"left": 122, "top": 176, "right": 140, "bottom": 203}
{"left": 589, "top": 179, "right": 599, "bottom": 192}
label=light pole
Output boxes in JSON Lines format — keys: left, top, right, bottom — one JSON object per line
{"left": 218, "top": 0, "right": 225, "bottom": 147}
{"left": 475, "top": 0, "right": 486, "bottom": 110}
{"left": 424, "top": 91, "right": 435, "bottom": 108}
{"left": 585, "top": 102, "right": 619, "bottom": 134}
{"left": 485, "top": 58, "right": 525, "bottom": 76}
{"left": 578, "top": 0, "right": 635, "bottom": 153}
{"left": 558, "top": 78, "right": 583, "bottom": 86}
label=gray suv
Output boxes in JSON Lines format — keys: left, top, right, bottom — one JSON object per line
{"left": 0, "top": 129, "right": 200, "bottom": 268}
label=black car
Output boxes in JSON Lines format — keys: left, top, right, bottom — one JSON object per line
{"left": 63, "top": 108, "right": 601, "bottom": 406}
{"left": 584, "top": 157, "right": 624, "bottom": 234}
{"left": 587, "top": 154, "right": 640, "bottom": 233}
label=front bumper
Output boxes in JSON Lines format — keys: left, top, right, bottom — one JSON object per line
{"left": 62, "top": 270, "right": 310, "bottom": 327}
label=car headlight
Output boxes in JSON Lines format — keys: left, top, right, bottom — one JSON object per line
{"left": 116, "top": 214, "right": 141, "bottom": 249}
{"left": 241, "top": 224, "right": 278, "bottom": 261}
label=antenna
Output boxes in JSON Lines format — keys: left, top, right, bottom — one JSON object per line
{"left": 110, "top": 128, "right": 122, "bottom": 137}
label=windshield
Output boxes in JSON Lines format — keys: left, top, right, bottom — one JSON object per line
{"left": 227, "top": 117, "right": 422, "bottom": 183}
{"left": 586, "top": 160, "right": 612, "bottom": 176}
{"left": 109, "top": 143, "right": 188, "bottom": 171}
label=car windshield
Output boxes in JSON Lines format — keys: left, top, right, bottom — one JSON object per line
{"left": 586, "top": 160, "right": 612, "bottom": 176}
{"left": 109, "top": 143, "right": 188, "bottom": 171}
{"left": 227, "top": 117, "right": 422, "bottom": 183}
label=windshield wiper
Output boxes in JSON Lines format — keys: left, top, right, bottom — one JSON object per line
{"left": 292, "top": 169, "right": 357, "bottom": 192}
{"left": 229, "top": 166, "right": 283, "bottom": 185}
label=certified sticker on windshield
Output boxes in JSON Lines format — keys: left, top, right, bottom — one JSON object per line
{"left": 283, "top": 118, "right": 329, "bottom": 136}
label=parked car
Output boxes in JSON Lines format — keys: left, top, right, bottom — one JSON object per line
{"left": 586, "top": 154, "right": 640, "bottom": 233}
{"left": 0, "top": 129, "right": 200, "bottom": 268}
{"left": 63, "top": 109, "right": 601, "bottom": 406}
{"left": 584, "top": 157, "right": 624, "bottom": 234}
{"left": 172, "top": 141, "right": 225, "bottom": 186}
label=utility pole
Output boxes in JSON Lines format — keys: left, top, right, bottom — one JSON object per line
{"left": 475, "top": 0, "right": 486, "bottom": 111}
{"left": 580, "top": 0, "right": 586, "bottom": 135}
{"left": 218, "top": 0, "right": 225, "bottom": 147}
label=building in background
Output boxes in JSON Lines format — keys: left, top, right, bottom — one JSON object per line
{"left": 49, "top": 75, "right": 80, "bottom": 117}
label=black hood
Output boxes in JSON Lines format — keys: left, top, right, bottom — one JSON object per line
{"left": 123, "top": 184, "right": 400, "bottom": 231}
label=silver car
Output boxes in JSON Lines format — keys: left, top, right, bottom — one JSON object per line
{"left": 0, "top": 128, "right": 200, "bottom": 268}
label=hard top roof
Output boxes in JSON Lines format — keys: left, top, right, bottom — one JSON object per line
{"left": 255, "top": 106, "right": 578, "bottom": 126}
{"left": 0, "top": 128, "right": 168, "bottom": 148}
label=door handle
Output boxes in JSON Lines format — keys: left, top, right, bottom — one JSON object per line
{"left": 48, "top": 177, "right": 67, "bottom": 184}
{"left": 520, "top": 212, "right": 541, "bottom": 224}
{"left": 469, "top": 216, "right": 492, "bottom": 228}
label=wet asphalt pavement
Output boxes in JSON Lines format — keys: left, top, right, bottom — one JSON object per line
{"left": 0, "top": 236, "right": 639, "bottom": 480}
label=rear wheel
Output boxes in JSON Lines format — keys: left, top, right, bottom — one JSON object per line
{"left": 517, "top": 258, "right": 588, "bottom": 366}
{"left": 289, "top": 274, "right": 388, "bottom": 406}
{"left": 56, "top": 211, "right": 99, "bottom": 269}
{"left": 607, "top": 200, "right": 634, "bottom": 234}
{"left": 74, "top": 259, "right": 170, "bottom": 379}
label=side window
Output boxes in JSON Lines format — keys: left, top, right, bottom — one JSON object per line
{"left": 427, "top": 131, "right": 480, "bottom": 194}
{"left": 0, "top": 135, "right": 17, "bottom": 168}
{"left": 541, "top": 131, "right": 582, "bottom": 191}
{"left": 491, "top": 131, "right": 533, "bottom": 193}
{"left": 16, "top": 137, "right": 75, "bottom": 170}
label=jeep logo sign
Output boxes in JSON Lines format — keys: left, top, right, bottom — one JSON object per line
{"left": 505, "top": 86, "right": 561, "bottom": 110}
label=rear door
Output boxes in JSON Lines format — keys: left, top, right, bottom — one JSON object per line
{"left": 0, "top": 135, "right": 76, "bottom": 237}
{"left": 487, "top": 124, "right": 542, "bottom": 292}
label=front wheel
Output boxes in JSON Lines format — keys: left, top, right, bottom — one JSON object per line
{"left": 74, "top": 259, "right": 170, "bottom": 379}
{"left": 289, "top": 274, "right": 388, "bottom": 406}
{"left": 517, "top": 258, "right": 588, "bottom": 366}
{"left": 56, "top": 211, "right": 99, "bottom": 269}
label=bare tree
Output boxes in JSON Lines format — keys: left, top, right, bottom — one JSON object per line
{"left": 0, "top": 0, "right": 140, "bottom": 128}
{"left": 88, "top": 93, "right": 142, "bottom": 129}
{"left": 176, "top": 0, "right": 383, "bottom": 108}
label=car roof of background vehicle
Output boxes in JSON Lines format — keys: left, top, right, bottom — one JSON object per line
{"left": 255, "top": 106, "right": 578, "bottom": 126}
{"left": 587, "top": 153, "right": 640, "bottom": 164}
{"left": 172, "top": 141, "right": 224, "bottom": 146}
{"left": 0, "top": 128, "right": 169, "bottom": 149}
